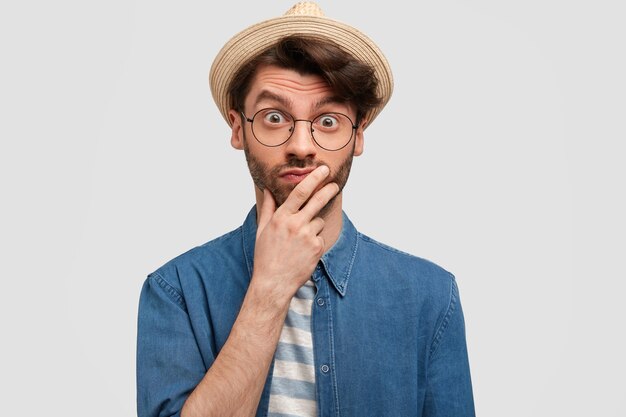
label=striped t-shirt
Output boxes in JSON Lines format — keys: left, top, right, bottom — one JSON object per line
{"left": 268, "top": 279, "right": 317, "bottom": 417}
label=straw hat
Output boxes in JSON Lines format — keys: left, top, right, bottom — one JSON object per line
{"left": 209, "top": 2, "right": 393, "bottom": 129}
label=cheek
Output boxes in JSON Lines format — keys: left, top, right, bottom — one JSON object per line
{"left": 328, "top": 145, "right": 356, "bottom": 173}
{"left": 243, "top": 132, "right": 276, "bottom": 162}
{"left": 330, "top": 151, "right": 355, "bottom": 184}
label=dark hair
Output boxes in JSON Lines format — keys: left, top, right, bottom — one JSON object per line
{"left": 228, "top": 36, "right": 381, "bottom": 124}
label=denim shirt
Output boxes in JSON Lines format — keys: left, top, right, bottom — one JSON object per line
{"left": 137, "top": 207, "right": 475, "bottom": 417}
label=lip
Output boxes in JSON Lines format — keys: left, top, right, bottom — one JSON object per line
{"left": 279, "top": 167, "right": 317, "bottom": 184}
{"left": 280, "top": 167, "right": 316, "bottom": 177}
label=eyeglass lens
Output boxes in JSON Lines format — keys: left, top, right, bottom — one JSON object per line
{"left": 250, "top": 108, "right": 355, "bottom": 150}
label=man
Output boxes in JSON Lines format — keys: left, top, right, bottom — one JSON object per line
{"left": 137, "top": 3, "right": 475, "bottom": 417}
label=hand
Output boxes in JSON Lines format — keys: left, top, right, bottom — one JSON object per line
{"left": 251, "top": 165, "right": 340, "bottom": 304}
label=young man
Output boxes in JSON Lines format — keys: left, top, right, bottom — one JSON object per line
{"left": 137, "top": 3, "right": 475, "bottom": 417}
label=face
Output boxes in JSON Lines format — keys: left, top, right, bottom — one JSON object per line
{"left": 229, "top": 65, "right": 365, "bottom": 215}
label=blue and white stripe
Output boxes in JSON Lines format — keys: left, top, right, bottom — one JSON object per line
{"left": 268, "top": 279, "right": 317, "bottom": 417}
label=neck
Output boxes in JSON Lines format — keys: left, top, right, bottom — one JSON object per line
{"left": 254, "top": 187, "right": 344, "bottom": 252}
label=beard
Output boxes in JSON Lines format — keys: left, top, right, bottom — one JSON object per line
{"left": 242, "top": 132, "right": 355, "bottom": 218}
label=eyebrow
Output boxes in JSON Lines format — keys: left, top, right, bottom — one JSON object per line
{"left": 312, "top": 95, "right": 347, "bottom": 112}
{"left": 254, "top": 90, "right": 293, "bottom": 109}
{"left": 253, "top": 90, "right": 347, "bottom": 113}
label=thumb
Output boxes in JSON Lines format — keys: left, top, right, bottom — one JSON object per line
{"left": 257, "top": 188, "right": 276, "bottom": 237}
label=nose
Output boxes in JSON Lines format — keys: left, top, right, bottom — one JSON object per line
{"left": 284, "top": 120, "right": 317, "bottom": 159}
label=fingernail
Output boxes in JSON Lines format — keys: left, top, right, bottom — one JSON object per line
{"left": 320, "top": 165, "right": 329, "bottom": 175}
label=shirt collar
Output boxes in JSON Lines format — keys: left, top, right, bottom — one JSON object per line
{"left": 241, "top": 205, "right": 359, "bottom": 297}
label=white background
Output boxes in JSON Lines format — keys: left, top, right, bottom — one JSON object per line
{"left": 1, "top": 0, "right": 624, "bottom": 415}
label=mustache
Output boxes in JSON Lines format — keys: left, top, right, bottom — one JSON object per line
{"left": 272, "top": 157, "right": 325, "bottom": 173}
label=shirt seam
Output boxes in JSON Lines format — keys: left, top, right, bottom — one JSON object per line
{"left": 357, "top": 233, "right": 454, "bottom": 277}
{"left": 327, "top": 285, "right": 341, "bottom": 416}
{"left": 150, "top": 272, "right": 187, "bottom": 312}
{"left": 333, "top": 230, "right": 359, "bottom": 295}
{"left": 428, "top": 278, "right": 458, "bottom": 359}
{"left": 357, "top": 233, "right": 416, "bottom": 258}
{"left": 240, "top": 224, "right": 253, "bottom": 278}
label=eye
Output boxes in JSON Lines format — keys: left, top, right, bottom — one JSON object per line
{"left": 262, "top": 110, "right": 287, "bottom": 124}
{"left": 316, "top": 115, "right": 339, "bottom": 129}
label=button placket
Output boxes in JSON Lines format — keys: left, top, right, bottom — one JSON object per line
{"left": 310, "top": 271, "right": 337, "bottom": 414}
{"left": 312, "top": 263, "right": 322, "bottom": 282}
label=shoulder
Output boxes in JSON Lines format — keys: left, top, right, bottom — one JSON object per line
{"left": 353, "top": 232, "right": 460, "bottom": 336}
{"left": 147, "top": 225, "right": 245, "bottom": 292}
{"left": 351, "top": 231, "right": 457, "bottom": 312}
{"left": 356, "top": 232, "right": 455, "bottom": 283}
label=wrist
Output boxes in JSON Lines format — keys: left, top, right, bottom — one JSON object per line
{"left": 242, "top": 276, "right": 292, "bottom": 323}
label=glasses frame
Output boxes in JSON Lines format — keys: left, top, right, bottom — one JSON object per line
{"left": 241, "top": 108, "right": 359, "bottom": 151}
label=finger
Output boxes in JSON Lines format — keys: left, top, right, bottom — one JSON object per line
{"left": 299, "top": 182, "right": 340, "bottom": 221}
{"left": 309, "top": 216, "right": 325, "bottom": 236}
{"left": 257, "top": 188, "right": 276, "bottom": 237}
{"left": 316, "top": 235, "right": 325, "bottom": 256}
{"left": 282, "top": 165, "right": 330, "bottom": 214}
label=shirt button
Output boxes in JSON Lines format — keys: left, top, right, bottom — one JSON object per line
{"left": 316, "top": 297, "right": 325, "bottom": 307}
{"left": 320, "top": 364, "right": 330, "bottom": 373}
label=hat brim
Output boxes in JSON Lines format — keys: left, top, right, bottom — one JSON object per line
{"left": 209, "top": 15, "right": 393, "bottom": 129}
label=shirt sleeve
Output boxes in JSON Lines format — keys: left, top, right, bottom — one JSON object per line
{"left": 423, "top": 278, "right": 476, "bottom": 417}
{"left": 137, "top": 272, "right": 210, "bottom": 417}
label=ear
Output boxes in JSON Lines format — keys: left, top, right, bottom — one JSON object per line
{"left": 353, "top": 119, "right": 368, "bottom": 156}
{"left": 229, "top": 109, "right": 244, "bottom": 150}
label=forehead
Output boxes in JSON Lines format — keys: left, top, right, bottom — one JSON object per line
{"left": 249, "top": 65, "right": 330, "bottom": 95}
{"left": 245, "top": 65, "right": 347, "bottom": 112}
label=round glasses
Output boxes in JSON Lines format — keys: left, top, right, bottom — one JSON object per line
{"left": 241, "top": 108, "right": 358, "bottom": 151}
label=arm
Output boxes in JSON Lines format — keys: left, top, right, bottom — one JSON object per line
{"left": 137, "top": 274, "right": 210, "bottom": 417}
{"left": 423, "top": 279, "right": 476, "bottom": 417}
{"left": 179, "top": 274, "right": 286, "bottom": 417}
{"left": 180, "top": 165, "right": 338, "bottom": 417}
